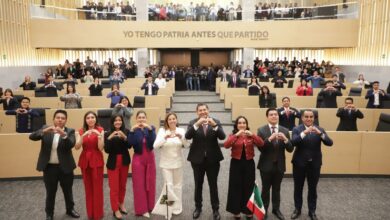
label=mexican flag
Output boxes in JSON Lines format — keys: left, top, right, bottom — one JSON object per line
{"left": 247, "top": 184, "right": 266, "bottom": 220}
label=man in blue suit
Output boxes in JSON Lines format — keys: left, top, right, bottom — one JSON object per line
{"left": 290, "top": 109, "right": 333, "bottom": 220}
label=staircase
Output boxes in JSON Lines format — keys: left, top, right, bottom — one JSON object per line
{"left": 169, "top": 91, "right": 233, "bottom": 141}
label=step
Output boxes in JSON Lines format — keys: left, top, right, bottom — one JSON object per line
{"left": 177, "top": 125, "right": 234, "bottom": 142}
{"left": 173, "top": 96, "right": 221, "bottom": 103}
{"left": 171, "top": 103, "right": 226, "bottom": 112}
{"left": 174, "top": 91, "right": 217, "bottom": 96}
{"left": 175, "top": 112, "right": 232, "bottom": 124}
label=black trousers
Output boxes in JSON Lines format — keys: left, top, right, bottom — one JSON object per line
{"left": 226, "top": 158, "right": 255, "bottom": 215}
{"left": 260, "top": 162, "right": 284, "bottom": 211}
{"left": 191, "top": 161, "right": 220, "bottom": 210}
{"left": 43, "top": 164, "right": 75, "bottom": 216}
{"left": 293, "top": 162, "right": 321, "bottom": 213}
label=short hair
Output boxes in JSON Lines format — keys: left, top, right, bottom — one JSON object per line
{"left": 325, "top": 80, "right": 333, "bottom": 84}
{"left": 332, "top": 74, "right": 338, "bottom": 78}
{"left": 373, "top": 81, "right": 379, "bottom": 84}
{"left": 302, "top": 109, "right": 314, "bottom": 116}
{"left": 266, "top": 108, "right": 278, "bottom": 117}
{"left": 196, "top": 103, "right": 209, "bottom": 111}
{"left": 282, "top": 97, "right": 290, "bottom": 102}
{"left": 4, "top": 88, "right": 13, "bottom": 96}
{"left": 136, "top": 110, "right": 147, "bottom": 118}
{"left": 345, "top": 97, "right": 354, "bottom": 103}
{"left": 21, "top": 97, "right": 30, "bottom": 102}
{"left": 53, "top": 109, "right": 67, "bottom": 119}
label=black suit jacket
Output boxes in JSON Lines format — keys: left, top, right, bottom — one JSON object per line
{"left": 1, "top": 98, "right": 20, "bottom": 110}
{"left": 259, "top": 94, "right": 276, "bottom": 108}
{"left": 277, "top": 107, "right": 301, "bottom": 131}
{"left": 257, "top": 125, "right": 293, "bottom": 172}
{"left": 185, "top": 118, "right": 226, "bottom": 164}
{"left": 228, "top": 77, "right": 242, "bottom": 88}
{"left": 29, "top": 126, "right": 76, "bottom": 173}
{"left": 271, "top": 76, "right": 287, "bottom": 88}
{"left": 141, "top": 82, "right": 159, "bottom": 95}
{"left": 318, "top": 89, "right": 342, "bottom": 108}
{"left": 336, "top": 108, "right": 364, "bottom": 131}
{"left": 291, "top": 124, "right": 333, "bottom": 168}
{"left": 365, "top": 89, "right": 386, "bottom": 108}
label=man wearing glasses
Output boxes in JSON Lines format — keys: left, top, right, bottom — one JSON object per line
{"left": 290, "top": 109, "right": 333, "bottom": 220}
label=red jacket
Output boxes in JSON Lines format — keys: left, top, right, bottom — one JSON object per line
{"left": 224, "top": 134, "right": 264, "bottom": 160}
{"left": 78, "top": 126, "right": 104, "bottom": 169}
{"left": 296, "top": 85, "right": 313, "bottom": 96}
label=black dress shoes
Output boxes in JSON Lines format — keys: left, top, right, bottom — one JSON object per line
{"left": 66, "top": 209, "right": 80, "bottom": 218}
{"left": 290, "top": 209, "right": 301, "bottom": 219}
{"left": 193, "top": 208, "right": 202, "bottom": 219}
{"left": 213, "top": 210, "right": 221, "bottom": 220}
{"left": 272, "top": 209, "right": 285, "bottom": 220}
{"left": 46, "top": 215, "right": 53, "bottom": 220}
{"left": 309, "top": 212, "right": 318, "bottom": 220}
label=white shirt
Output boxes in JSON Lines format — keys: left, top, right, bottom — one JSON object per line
{"left": 155, "top": 78, "right": 167, "bottom": 88}
{"left": 300, "top": 125, "right": 326, "bottom": 140}
{"left": 374, "top": 90, "right": 380, "bottom": 106}
{"left": 153, "top": 127, "right": 189, "bottom": 169}
{"left": 48, "top": 133, "right": 60, "bottom": 164}
{"left": 148, "top": 83, "right": 153, "bottom": 95}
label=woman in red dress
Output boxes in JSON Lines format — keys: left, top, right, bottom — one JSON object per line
{"left": 75, "top": 111, "right": 105, "bottom": 220}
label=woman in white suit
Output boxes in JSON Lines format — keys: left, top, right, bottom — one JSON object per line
{"left": 152, "top": 112, "right": 189, "bottom": 218}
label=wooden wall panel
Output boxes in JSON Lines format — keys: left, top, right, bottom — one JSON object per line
{"left": 161, "top": 51, "right": 191, "bottom": 67}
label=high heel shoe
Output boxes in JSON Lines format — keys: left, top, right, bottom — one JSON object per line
{"left": 113, "top": 212, "right": 123, "bottom": 220}
{"left": 119, "top": 207, "right": 128, "bottom": 215}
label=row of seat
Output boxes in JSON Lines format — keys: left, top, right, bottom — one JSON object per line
{"left": 1, "top": 131, "right": 389, "bottom": 178}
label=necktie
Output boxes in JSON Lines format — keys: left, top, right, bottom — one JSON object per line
{"left": 202, "top": 124, "right": 208, "bottom": 135}
{"left": 271, "top": 126, "right": 278, "bottom": 162}
{"left": 285, "top": 108, "right": 290, "bottom": 118}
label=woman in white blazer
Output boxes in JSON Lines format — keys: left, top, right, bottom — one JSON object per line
{"left": 152, "top": 112, "right": 189, "bottom": 218}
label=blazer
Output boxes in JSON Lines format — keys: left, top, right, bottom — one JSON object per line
{"left": 277, "top": 107, "right": 301, "bottom": 131}
{"left": 104, "top": 129, "right": 131, "bottom": 170}
{"left": 336, "top": 108, "right": 364, "bottom": 131}
{"left": 318, "top": 89, "right": 342, "bottom": 108}
{"left": 185, "top": 118, "right": 226, "bottom": 164}
{"left": 257, "top": 125, "right": 293, "bottom": 172}
{"left": 128, "top": 126, "right": 156, "bottom": 154}
{"left": 88, "top": 84, "right": 103, "bottom": 96}
{"left": 291, "top": 124, "right": 333, "bottom": 168}
{"left": 223, "top": 133, "right": 264, "bottom": 160}
{"left": 20, "top": 81, "right": 36, "bottom": 90}
{"left": 365, "top": 89, "right": 386, "bottom": 108}
{"left": 271, "top": 76, "right": 287, "bottom": 88}
{"left": 29, "top": 126, "right": 76, "bottom": 173}
{"left": 141, "top": 82, "right": 159, "bottom": 95}
{"left": 228, "top": 77, "right": 242, "bottom": 88}
{"left": 78, "top": 126, "right": 104, "bottom": 169}
{"left": 1, "top": 97, "right": 20, "bottom": 110}
{"left": 259, "top": 94, "right": 276, "bottom": 108}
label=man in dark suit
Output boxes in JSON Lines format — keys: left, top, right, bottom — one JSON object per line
{"left": 29, "top": 110, "right": 80, "bottom": 220}
{"left": 185, "top": 103, "right": 226, "bottom": 220}
{"left": 44, "top": 75, "right": 62, "bottom": 97}
{"left": 141, "top": 76, "right": 159, "bottom": 95}
{"left": 257, "top": 108, "right": 293, "bottom": 220}
{"left": 318, "top": 80, "right": 342, "bottom": 108}
{"left": 365, "top": 81, "right": 387, "bottom": 108}
{"left": 227, "top": 71, "right": 241, "bottom": 88}
{"left": 336, "top": 97, "right": 364, "bottom": 131}
{"left": 278, "top": 97, "right": 301, "bottom": 131}
{"left": 290, "top": 110, "right": 333, "bottom": 220}
{"left": 331, "top": 74, "right": 346, "bottom": 92}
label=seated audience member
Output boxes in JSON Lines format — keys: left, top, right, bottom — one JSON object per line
{"left": 89, "top": 77, "right": 103, "bottom": 96}
{"left": 141, "top": 76, "right": 159, "bottom": 95}
{"left": 278, "top": 97, "right": 301, "bottom": 131}
{"left": 63, "top": 73, "right": 78, "bottom": 88}
{"left": 259, "top": 86, "right": 276, "bottom": 108}
{"left": 60, "top": 84, "right": 82, "bottom": 109}
{"left": 83, "top": 71, "right": 94, "bottom": 85}
{"left": 44, "top": 75, "right": 61, "bottom": 97}
{"left": 0, "top": 88, "right": 20, "bottom": 110}
{"left": 19, "top": 75, "right": 36, "bottom": 90}
{"left": 365, "top": 81, "right": 387, "bottom": 108}
{"left": 6, "top": 97, "right": 39, "bottom": 133}
{"left": 258, "top": 68, "right": 270, "bottom": 82}
{"left": 306, "top": 71, "right": 324, "bottom": 88}
{"left": 271, "top": 70, "right": 287, "bottom": 88}
{"left": 247, "top": 76, "right": 261, "bottom": 96}
{"left": 107, "top": 83, "right": 125, "bottom": 108}
{"left": 242, "top": 65, "right": 254, "bottom": 78}
{"left": 331, "top": 74, "right": 346, "bottom": 92}
{"left": 318, "top": 80, "right": 342, "bottom": 108}
{"left": 298, "top": 68, "right": 311, "bottom": 81}
{"left": 285, "top": 66, "right": 295, "bottom": 78}
{"left": 334, "top": 66, "right": 346, "bottom": 83}
{"left": 336, "top": 97, "right": 364, "bottom": 131}
{"left": 110, "top": 68, "right": 124, "bottom": 85}
{"left": 154, "top": 73, "right": 167, "bottom": 89}
{"left": 41, "top": 68, "right": 54, "bottom": 84}
{"left": 296, "top": 79, "right": 313, "bottom": 96}
{"left": 228, "top": 71, "right": 242, "bottom": 88}
{"left": 353, "top": 73, "right": 370, "bottom": 88}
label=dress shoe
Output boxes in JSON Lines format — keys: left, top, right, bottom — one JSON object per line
{"left": 213, "top": 210, "right": 221, "bottom": 220}
{"left": 309, "top": 212, "right": 318, "bottom": 220}
{"left": 66, "top": 209, "right": 80, "bottom": 218}
{"left": 113, "top": 212, "right": 123, "bottom": 220}
{"left": 245, "top": 215, "right": 253, "bottom": 220}
{"left": 46, "top": 215, "right": 53, "bottom": 220}
{"left": 290, "top": 209, "right": 301, "bottom": 219}
{"left": 193, "top": 208, "right": 202, "bottom": 219}
{"left": 272, "top": 209, "right": 285, "bottom": 220}
{"left": 233, "top": 214, "right": 241, "bottom": 219}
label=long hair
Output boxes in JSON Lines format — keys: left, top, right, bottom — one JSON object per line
{"left": 82, "top": 111, "right": 100, "bottom": 132}
{"left": 164, "top": 112, "right": 178, "bottom": 130}
{"left": 119, "top": 96, "right": 132, "bottom": 108}
{"left": 66, "top": 84, "right": 76, "bottom": 94}
{"left": 110, "top": 115, "right": 125, "bottom": 132}
{"left": 232, "top": 116, "right": 250, "bottom": 134}
{"left": 261, "top": 85, "right": 270, "bottom": 96}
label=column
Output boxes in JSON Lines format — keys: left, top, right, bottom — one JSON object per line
{"left": 241, "top": 0, "right": 255, "bottom": 21}
{"left": 242, "top": 48, "right": 255, "bottom": 73}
